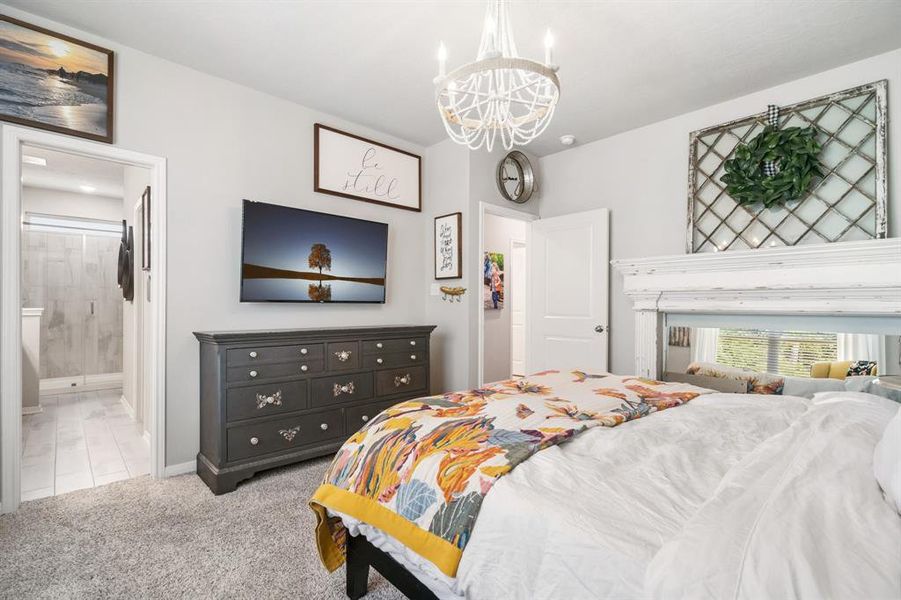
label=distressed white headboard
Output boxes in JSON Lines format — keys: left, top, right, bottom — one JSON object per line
{"left": 612, "top": 238, "right": 901, "bottom": 378}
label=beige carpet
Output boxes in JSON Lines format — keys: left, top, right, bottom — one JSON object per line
{"left": 0, "top": 457, "right": 406, "bottom": 599}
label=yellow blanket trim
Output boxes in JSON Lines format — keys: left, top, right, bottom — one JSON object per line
{"left": 309, "top": 483, "right": 464, "bottom": 578}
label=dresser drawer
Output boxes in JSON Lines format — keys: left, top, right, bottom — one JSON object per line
{"left": 226, "top": 360, "right": 323, "bottom": 383}
{"left": 226, "top": 380, "right": 307, "bottom": 422}
{"left": 326, "top": 341, "right": 361, "bottom": 371}
{"left": 345, "top": 399, "right": 398, "bottom": 433}
{"left": 363, "top": 338, "right": 425, "bottom": 354}
{"left": 375, "top": 365, "right": 427, "bottom": 397}
{"left": 226, "top": 409, "right": 344, "bottom": 462}
{"left": 362, "top": 351, "right": 424, "bottom": 369}
{"left": 226, "top": 343, "right": 323, "bottom": 366}
{"left": 310, "top": 371, "right": 374, "bottom": 408}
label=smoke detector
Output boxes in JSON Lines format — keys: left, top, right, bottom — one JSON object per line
{"left": 560, "top": 134, "right": 576, "bottom": 146}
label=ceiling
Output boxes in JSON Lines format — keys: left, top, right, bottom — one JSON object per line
{"left": 22, "top": 146, "right": 124, "bottom": 197}
{"left": 8, "top": 1, "right": 901, "bottom": 156}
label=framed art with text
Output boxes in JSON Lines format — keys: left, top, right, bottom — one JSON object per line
{"left": 434, "top": 212, "right": 462, "bottom": 280}
{"left": 0, "top": 14, "right": 114, "bottom": 142}
{"left": 314, "top": 123, "right": 421, "bottom": 211}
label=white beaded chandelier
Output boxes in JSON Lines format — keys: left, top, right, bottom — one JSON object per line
{"left": 434, "top": 0, "right": 560, "bottom": 152}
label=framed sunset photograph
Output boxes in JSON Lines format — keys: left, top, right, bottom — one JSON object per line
{"left": 0, "top": 15, "right": 113, "bottom": 142}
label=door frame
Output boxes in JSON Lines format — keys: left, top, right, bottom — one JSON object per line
{"left": 476, "top": 202, "right": 537, "bottom": 386}
{"left": 509, "top": 237, "right": 527, "bottom": 377}
{"left": 1, "top": 125, "right": 168, "bottom": 513}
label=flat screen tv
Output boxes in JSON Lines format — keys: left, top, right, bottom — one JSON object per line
{"left": 240, "top": 200, "right": 388, "bottom": 303}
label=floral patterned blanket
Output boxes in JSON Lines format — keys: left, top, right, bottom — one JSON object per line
{"left": 309, "top": 371, "right": 713, "bottom": 578}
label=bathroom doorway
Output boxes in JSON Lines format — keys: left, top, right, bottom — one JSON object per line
{"left": 1, "top": 125, "right": 168, "bottom": 514}
{"left": 19, "top": 146, "right": 151, "bottom": 500}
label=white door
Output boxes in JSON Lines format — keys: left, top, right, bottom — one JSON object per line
{"left": 510, "top": 240, "right": 527, "bottom": 376}
{"left": 528, "top": 209, "right": 609, "bottom": 373}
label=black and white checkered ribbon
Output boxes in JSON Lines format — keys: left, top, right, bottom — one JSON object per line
{"left": 763, "top": 104, "right": 779, "bottom": 177}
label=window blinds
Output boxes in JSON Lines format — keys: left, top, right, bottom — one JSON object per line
{"left": 715, "top": 329, "right": 837, "bottom": 378}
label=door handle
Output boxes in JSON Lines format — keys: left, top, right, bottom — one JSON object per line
{"left": 594, "top": 325, "right": 605, "bottom": 333}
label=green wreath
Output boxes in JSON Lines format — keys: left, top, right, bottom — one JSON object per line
{"left": 721, "top": 126, "right": 824, "bottom": 208}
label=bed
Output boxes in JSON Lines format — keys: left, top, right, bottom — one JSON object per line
{"left": 310, "top": 371, "right": 901, "bottom": 600}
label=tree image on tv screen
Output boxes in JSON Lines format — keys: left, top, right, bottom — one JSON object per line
{"left": 308, "top": 283, "right": 332, "bottom": 302}
{"left": 308, "top": 243, "right": 332, "bottom": 281}
{"left": 308, "top": 243, "right": 332, "bottom": 300}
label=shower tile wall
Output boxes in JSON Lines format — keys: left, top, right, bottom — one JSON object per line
{"left": 22, "top": 230, "right": 122, "bottom": 379}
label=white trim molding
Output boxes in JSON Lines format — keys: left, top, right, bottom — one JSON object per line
{"left": 612, "top": 239, "right": 901, "bottom": 378}
{"left": 164, "top": 461, "right": 196, "bottom": 477}
{"left": 0, "top": 125, "right": 168, "bottom": 514}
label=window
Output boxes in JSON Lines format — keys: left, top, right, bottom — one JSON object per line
{"left": 716, "top": 329, "right": 837, "bottom": 377}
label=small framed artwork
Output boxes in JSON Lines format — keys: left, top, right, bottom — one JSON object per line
{"left": 141, "top": 186, "right": 151, "bottom": 270}
{"left": 434, "top": 212, "right": 462, "bottom": 280}
{"left": 483, "top": 252, "right": 504, "bottom": 309}
{"left": 314, "top": 123, "right": 421, "bottom": 212}
{"left": 0, "top": 15, "right": 114, "bottom": 143}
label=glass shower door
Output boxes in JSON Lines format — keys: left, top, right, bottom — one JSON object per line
{"left": 22, "top": 215, "right": 123, "bottom": 387}
{"left": 83, "top": 234, "right": 124, "bottom": 379}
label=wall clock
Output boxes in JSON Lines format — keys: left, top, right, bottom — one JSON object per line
{"left": 496, "top": 150, "right": 534, "bottom": 204}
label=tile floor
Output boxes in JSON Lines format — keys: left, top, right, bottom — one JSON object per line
{"left": 21, "top": 388, "right": 150, "bottom": 501}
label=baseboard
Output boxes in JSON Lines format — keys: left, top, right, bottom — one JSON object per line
{"left": 119, "top": 394, "right": 136, "bottom": 420}
{"left": 164, "top": 461, "right": 196, "bottom": 477}
{"left": 40, "top": 372, "right": 123, "bottom": 395}
{"left": 21, "top": 405, "right": 43, "bottom": 415}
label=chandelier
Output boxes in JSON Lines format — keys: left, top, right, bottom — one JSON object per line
{"left": 434, "top": 0, "right": 560, "bottom": 152}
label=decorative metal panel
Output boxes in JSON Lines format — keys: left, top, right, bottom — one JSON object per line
{"left": 687, "top": 81, "right": 887, "bottom": 253}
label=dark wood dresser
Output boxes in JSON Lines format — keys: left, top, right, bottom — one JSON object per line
{"left": 193, "top": 325, "right": 436, "bottom": 494}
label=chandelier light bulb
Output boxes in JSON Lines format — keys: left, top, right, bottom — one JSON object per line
{"left": 544, "top": 29, "right": 554, "bottom": 65}
{"left": 437, "top": 42, "right": 447, "bottom": 77}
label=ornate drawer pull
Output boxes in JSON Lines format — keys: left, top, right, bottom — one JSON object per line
{"left": 333, "top": 381, "right": 355, "bottom": 396}
{"left": 249, "top": 351, "right": 258, "bottom": 358}
{"left": 249, "top": 370, "right": 258, "bottom": 378}
{"left": 361, "top": 415, "right": 369, "bottom": 422}
{"left": 410, "top": 354, "right": 417, "bottom": 360}
{"left": 300, "top": 347, "right": 308, "bottom": 355}
{"left": 279, "top": 426, "right": 300, "bottom": 442}
{"left": 320, "top": 423, "right": 329, "bottom": 431}
{"left": 376, "top": 357, "right": 383, "bottom": 365}
{"left": 334, "top": 350, "right": 352, "bottom": 362}
{"left": 395, "top": 374, "right": 412, "bottom": 387}
{"left": 250, "top": 436, "right": 259, "bottom": 446}
{"left": 300, "top": 364, "right": 309, "bottom": 372}
{"left": 410, "top": 340, "right": 416, "bottom": 346}
{"left": 255, "top": 390, "right": 282, "bottom": 409}
{"left": 376, "top": 342, "right": 383, "bottom": 349}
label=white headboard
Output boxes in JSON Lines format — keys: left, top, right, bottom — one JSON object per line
{"left": 612, "top": 238, "right": 901, "bottom": 378}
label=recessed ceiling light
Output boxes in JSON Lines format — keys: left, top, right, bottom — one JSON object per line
{"left": 79, "top": 184, "right": 96, "bottom": 193}
{"left": 22, "top": 155, "right": 46, "bottom": 166}
{"left": 560, "top": 134, "right": 576, "bottom": 146}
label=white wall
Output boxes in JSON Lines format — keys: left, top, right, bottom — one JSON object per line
{"left": 23, "top": 187, "right": 124, "bottom": 221}
{"left": 423, "top": 142, "right": 542, "bottom": 391}
{"left": 538, "top": 49, "right": 901, "bottom": 375}
{"left": 1, "top": 4, "right": 429, "bottom": 468}
{"left": 423, "top": 140, "right": 471, "bottom": 392}
{"left": 482, "top": 214, "right": 526, "bottom": 382}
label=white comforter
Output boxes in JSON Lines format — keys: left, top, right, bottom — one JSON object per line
{"left": 340, "top": 392, "right": 901, "bottom": 599}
